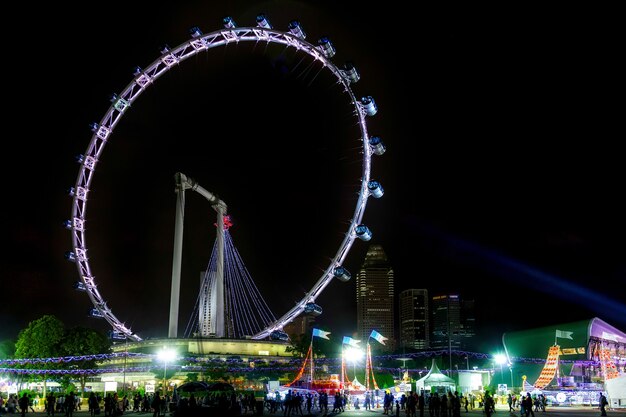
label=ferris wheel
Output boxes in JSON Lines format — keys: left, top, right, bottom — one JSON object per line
{"left": 66, "top": 14, "right": 386, "bottom": 342}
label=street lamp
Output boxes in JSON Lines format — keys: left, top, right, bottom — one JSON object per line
{"left": 494, "top": 354, "right": 507, "bottom": 391}
{"left": 344, "top": 347, "right": 363, "bottom": 386}
{"left": 158, "top": 348, "right": 176, "bottom": 395}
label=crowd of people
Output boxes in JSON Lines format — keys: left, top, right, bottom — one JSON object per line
{"left": 0, "top": 389, "right": 615, "bottom": 416}
{"left": 0, "top": 392, "right": 80, "bottom": 416}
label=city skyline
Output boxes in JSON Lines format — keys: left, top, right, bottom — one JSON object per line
{"left": 2, "top": 2, "right": 624, "bottom": 346}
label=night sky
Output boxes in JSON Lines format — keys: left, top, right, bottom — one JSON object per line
{"left": 2, "top": 2, "right": 624, "bottom": 351}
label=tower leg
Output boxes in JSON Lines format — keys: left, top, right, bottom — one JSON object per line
{"left": 168, "top": 174, "right": 185, "bottom": 338}
{"left": 215, "top": 207, "right": 225, "bottom": 337}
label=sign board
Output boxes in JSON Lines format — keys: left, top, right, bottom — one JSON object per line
{"left": 8, "top": 385, "right": 18, "bottom": 394}
{"left": 104, "top": 381, "right": 118, "bottom": 393}
{"left": 145, "top": 384, "right": 155, "bottom": 393}
{"left": 268, "top": 381, "right": 279, "bottom": 392}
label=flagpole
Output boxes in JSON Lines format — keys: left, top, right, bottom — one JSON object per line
{"left": 310, "top": 339, "right": 314, "bottom": 389}
{"left": 365, "top": 339, "right": 371, "bottom": 391}
{"left": 341, "top": 343, "right": 344, "bottom": 392}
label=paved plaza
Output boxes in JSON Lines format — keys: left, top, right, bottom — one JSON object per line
{"left": 10, "top": 403, "right": 625, "bottom": 417}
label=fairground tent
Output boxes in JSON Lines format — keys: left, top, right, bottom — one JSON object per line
{"left": 415, "top": 359, "right": 456, "bottom": 394}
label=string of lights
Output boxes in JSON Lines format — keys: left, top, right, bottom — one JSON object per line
{"left": 1, "top": 349, "right": 604, "bottom": 377}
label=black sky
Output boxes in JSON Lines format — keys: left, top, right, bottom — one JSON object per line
{"left": 2, "top": 2, "right": 624, "bottom": 349}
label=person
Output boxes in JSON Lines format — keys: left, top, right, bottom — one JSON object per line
{"left": 46, "top": 392, "right": 56, "bottom": 416}
{"left": 483, "top": 391, "right": 493, "bottom": 417}
{"left": 88, "top": 392, "right": 99, "bottom": 416}
{"left": 418, "top": 391, "right": 426, "bottom": 417}
{"left": 523, "top": 393, "right": 535, "bottom": 417}
{"left": 18, "top": 393, "right": 29, "bottom": 417}
{"left": 65, "top": 391, "right": 76, "bottom": 417}
{"left": 151, "top": 392, "right": 161, "bottom": 417}
{"left": 600, "top": 393, "right": 608, "bottom": 416}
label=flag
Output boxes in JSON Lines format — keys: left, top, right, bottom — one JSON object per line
{"left": 342, "top": 336, "right": 361, "bottom": 347}
{"left": 555, "top": 329, "right": 573, "bottom": 340}
{"left": 312, "top": 328, "right": 331, "bottom": 340}
{"left": 370, "top": 330, "right": 388, "bottom": 345}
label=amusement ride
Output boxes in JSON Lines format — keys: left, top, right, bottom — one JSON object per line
{"left": 65, "top": 14, "right": 386, "bottom": 345}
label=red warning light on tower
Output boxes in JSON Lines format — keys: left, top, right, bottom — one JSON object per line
{"left": 215, "top": 214, "right": 233, "bottom": 230}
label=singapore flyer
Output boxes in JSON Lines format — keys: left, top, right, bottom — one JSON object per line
{"left": 6, "top": 0, "right": 624, "bottom": 356}
{"left": 65, "top": 11, "right": 386, "bottom": 341}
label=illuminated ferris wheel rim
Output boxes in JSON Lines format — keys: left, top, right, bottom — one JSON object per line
{"left": 68, "top": 17, "right": 385, "bottom": 342}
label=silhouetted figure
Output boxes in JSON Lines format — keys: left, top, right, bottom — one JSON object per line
{"left": 600, "top": 393, "right": 608, "bottom": 416}
{"left": 18, "top": 393, "right": 29, "bottom": 417}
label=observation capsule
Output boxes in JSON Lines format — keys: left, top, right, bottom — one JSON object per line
{"left": 369, "top": 136, "right": 386, "bottom": 155}
{"left": 89, "top": 308, "right": 104, "bottom": 318}
{"left": 333, "top": 266, "right": 352, "bottom": 282}
{"left": 67, "top": 187, "right": 75, "bottom": 197}
{"left": 343, "top": 62, "right": 360, "bottom": 83}
{"left": 63, "top": 220, "right": 73, "bottom": 229}
{"left": 65, "top": 251, "right": 76, "bottom": 262}
{"left": 223, "top": 16, "right": 237, "bottom": 29}
{"left": 304, "top": 303, "right": 323, "bottom": 316}
{"left": 75, "top": 154, "right": 85, "bottom": 164}
{"left": 189, "top": 26, "right": 202, "bottom": 38}
{"left": 160, "top": 44, "right": 171, "bottom": 54}
{"left": 133, "top": 66, "right": 142, "bottom": 76}
{"left": 73, "top": 281, "right": 87, "bottom": 291}
{"left": 367, "top": 180, "right": 384, "bottom": 198}
{"left": 361, "top": 96, "right": 378, "bottom": 116}
{"left": 317, "top": 37, "right": 336, "bottom": 58}
{"left": 256, "top": 13, "right": 272, "bottom": 29}
{"left": 288, "top": 20, "right": 306, "bottom": 39}
{"left": 270, "top": 330, "right": 289, "bottom": 341}
{"left": 355, "top": 224, "right": 372, "bottom": 241}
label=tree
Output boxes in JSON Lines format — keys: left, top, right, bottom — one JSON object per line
{"left": 15, "top": 315, "right": 65, "bottom": 359}
{"left": 14, "top": 315, "right": 66, "bottom": 397}
{"left": 0, "top": 339, "right": 15, "bottom": 359}
{"left": 62, "top": 326, "right": 111, "bottom": 396}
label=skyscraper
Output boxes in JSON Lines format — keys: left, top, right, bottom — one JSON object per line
{"left": 430, "top": 294, "right": 476, "bottom": 352}
{"left": 431, "top": 294, "right": 460, "bottom": 353}
{"left": 283, "top": 314, "right": 316, "bottom": 337}
{"left": 356, "top": 244, "right": 395, "bottom": 351}
{"left": 399, "top": 289, "right": 429, "bottom": 350}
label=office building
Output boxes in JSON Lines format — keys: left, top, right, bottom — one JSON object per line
{"left": 399, "top": 289, "right": 429, "bottom": 350}
{"left": 356, "top": 244, "right": 395, "bottom": 351}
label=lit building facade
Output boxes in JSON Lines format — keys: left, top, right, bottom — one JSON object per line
{"left": 430, "top": 294, "right": 475, "bottom": 351}
{"left": 356, "top": 244, "right": 395, "bottom": 351}
{"left": 399, "top": 289, "right": 429, "bottom": 350}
